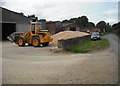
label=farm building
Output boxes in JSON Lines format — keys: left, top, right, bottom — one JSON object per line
{"left": 0, "top": 7, "right": 31, "bottom": 40}
{"left": 63, "top": 23, "right": 80, "bottom": 31}
{"left": 46, "top": 21, "right": 63, "bottom": 35}
{"left": 38, "top": 19, "right": 46, "bottom": 30}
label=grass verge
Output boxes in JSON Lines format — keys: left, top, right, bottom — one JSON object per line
{"left": 67, "top": 38, "right": 110, "bottom": 53}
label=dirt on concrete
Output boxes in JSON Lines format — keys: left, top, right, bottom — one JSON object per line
{"left": 2, "top": 41, "right": 118, "bottom": 84}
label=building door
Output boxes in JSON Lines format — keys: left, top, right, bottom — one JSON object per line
{"left": 70, "top": 27, "right": 76, "bottom": 31}
{"left": 2, "top": 23, "right": 16, "bottom": 40}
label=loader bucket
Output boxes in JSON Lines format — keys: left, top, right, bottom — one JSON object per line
{"left": 7, "top": 32, "right": 21, "bottom": 44}
{"left": 7, "top": 35, "right": 14, "bottom": 43}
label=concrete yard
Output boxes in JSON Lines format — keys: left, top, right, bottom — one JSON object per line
{"left": 2, "top": 34, "right": 118, "bottom": 84}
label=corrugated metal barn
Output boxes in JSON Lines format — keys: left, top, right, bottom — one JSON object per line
{"left": 0, "top": 7, "right": 31, "bottom": 40}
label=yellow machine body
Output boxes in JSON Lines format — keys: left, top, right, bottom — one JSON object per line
{"left": 17, "top": 21, "right": 53, "bottom": 47}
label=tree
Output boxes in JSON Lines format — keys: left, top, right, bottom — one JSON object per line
{"left": 86, "top": 22, "right": 95, "bottom": 28}
{"left": 69, "top": 18, "right": 78, "bottom": 23}
{"left": 78, "top": 16, "right": 88, "bottom": 27}
{"left": 112, "top": 22, "right": 119, "bottom": 30}
{"left": 62, "top": 19, "right": 69, "bottom": 23}
{"left": 112, "top": 22, "right": 120, "bottom": 37}
{"left": 28, "top": 14, "right": 36, "bottom": 18}
{"left": 28, "top": 14, "right": 38, "bottom": 21}
{"left": 106, "top": 23, "right": 112, "bottom": 32}
{"left": 62, "top": 15, "right": 89, "bottom": 28}
{"left": 96, "top": 21, "right": 106, "bottom": 32}
{"left": 117, "top": 22, "right": 120, "bottom": 37}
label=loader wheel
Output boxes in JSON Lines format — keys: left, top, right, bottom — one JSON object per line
{"left": 17, "top": 37, "right": 26, "bottom": 46}
{"left": 32, "top": 37, "right": 40, "bottom": 47}
{"left": 42, "top": 42, "right": 49, "bottom": 46}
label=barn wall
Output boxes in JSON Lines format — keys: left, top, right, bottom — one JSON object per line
{"left": 64, "top": 27, "right": 70, "bottom": 30}
{"left": 76, "top": 27, "right": 80, "bottom": 31}
{"left": 16, "top": 23, "right": 29, "bottom": 32}
{"left": 55, "top": 22, "right": 63, "bottom": 33}
{"left": 39, "top": 21, "right": 46, "bottom": 30}
{"left": 46, "top": 23, "right": 56, "bottom": 35}
{"left": 1, "top": 7, "right": 31, "bottom": 40}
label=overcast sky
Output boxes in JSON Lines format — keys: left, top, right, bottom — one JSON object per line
{"left": 1, "top": 0, "right": 119, "bottom": 25}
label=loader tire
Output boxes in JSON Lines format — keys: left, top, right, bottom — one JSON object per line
{"left": 17, "top": 37, "right": 26, "bottom": 46}
{"left": 42, "top": 42, "right": 49, "bottom": 46}
{"left": 32, "top": 37, "right": 40, "bottom": 47}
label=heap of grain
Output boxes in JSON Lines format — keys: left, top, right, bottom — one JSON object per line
{"left": 51, "top": 31, "right": 90, "bottom": 46}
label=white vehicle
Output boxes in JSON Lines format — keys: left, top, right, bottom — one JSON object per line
{"left": 91, "top": 32, "right": 100, "bottom": 40}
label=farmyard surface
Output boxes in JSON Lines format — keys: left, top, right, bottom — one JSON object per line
{"left": 2, "top": 34, "right": 118, "bottom": 84}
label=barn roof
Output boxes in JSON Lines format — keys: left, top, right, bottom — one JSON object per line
{"left": 0, "top": 7, "right": 31, "bottom": 23}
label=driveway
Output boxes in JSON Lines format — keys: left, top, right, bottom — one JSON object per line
{"left": 104, "top": 34, "right": 118, "bottom": 56}
{"left": 2, "top": 34, "right": 118, "bottom": 84}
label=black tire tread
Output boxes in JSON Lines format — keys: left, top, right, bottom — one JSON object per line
{"left": 17, "top": 36, "right": 26, "bottom": 46}
{"left": 32, "top": 37, "right": 40, "bottom": 47}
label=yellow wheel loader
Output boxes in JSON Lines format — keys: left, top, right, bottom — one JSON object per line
{"left": 7, "top": 21, "right": 53, "bottom": 47}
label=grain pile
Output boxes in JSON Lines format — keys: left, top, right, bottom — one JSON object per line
{"left": 51, "top": 31, "right": 90, "bottom": 46}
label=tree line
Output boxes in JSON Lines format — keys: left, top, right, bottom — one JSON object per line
{"left": 111, "top": 22, "right": 120, "bottom": 37}
{"left": 62, "top": 16, "right": 120, "bottom": 37}
{"left": 28, "top": 15, "right": 120, "bottom": 37}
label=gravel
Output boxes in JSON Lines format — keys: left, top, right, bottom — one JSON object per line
{"left": 2, "top": 41, "right": 118, "bottom": 84}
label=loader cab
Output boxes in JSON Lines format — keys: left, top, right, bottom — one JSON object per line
{"left": 29, "top": 21, "right": 41, "bottom": 34}
{"left": 31, "top": 24, "right": 35, "bottom": 34}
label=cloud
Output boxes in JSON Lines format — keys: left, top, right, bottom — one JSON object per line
{"left": 119, "top": 2, "right": 120, "bottom": 21}
{"left": 101, "top": 7, "right": 118, "bottom": 23}
{"left": 1, "top": 0, "right": 119, "bottom": 25}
